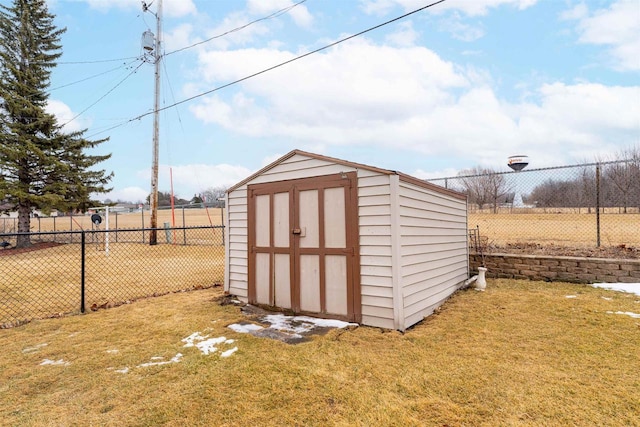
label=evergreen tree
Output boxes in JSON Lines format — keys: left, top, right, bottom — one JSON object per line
{"left": 0, "top": 0, "right": 113, "bottom": 247}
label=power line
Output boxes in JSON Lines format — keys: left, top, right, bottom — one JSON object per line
{"left": 165, "top": 0, "right": 308, "bottom": 57}
{"left": 62, "top": 60, "right": 146, "bottom": 128}
{"left": 56, "top": 56, "right": 140, "bottom": 65}
{"left": 87, "top": 0, "right": 447, "bottom": 138}
{"left": 49, "top": 58, "right": 141, "bottom": 92}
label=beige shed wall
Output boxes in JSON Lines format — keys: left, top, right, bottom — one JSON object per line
{"left": 397, "top": 179, "right": 468, "bottom": 330}
{"left": 356, "top": 170, "right": 394, "bottom": 330}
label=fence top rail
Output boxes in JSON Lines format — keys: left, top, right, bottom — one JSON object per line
{"left": 428, "top": 159, "right": 633, "bottom": 182}
{"left": 0, "top": 225, "right": 223, "bottom": 238}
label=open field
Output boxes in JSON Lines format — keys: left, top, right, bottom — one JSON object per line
{"left": 0, "top": 208, "right": 225, "bottom": 233}
{"left": 0, "top": 240, "right": 225, "bottom": 326}
{"left": 0, "top": 280, "right": 638, "bottom": 426}
{"left": 470, "top": 212, "right": 640, "bottom": 248}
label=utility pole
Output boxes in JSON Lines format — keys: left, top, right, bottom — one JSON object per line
{"left": 143, "top": 0, "right": 162, "bottom": 245}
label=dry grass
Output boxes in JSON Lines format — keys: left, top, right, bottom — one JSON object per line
{"left": 2, "top": 208, "right": 225, "bottom": 233}
{"left": 0, "top": 241, "right": 225, "bottom": 326}
{"left": 1, "top": 280, "right": 638, "bottom": 426}
{"left": 470, "top": 212, "right": 640, "bottom": 247}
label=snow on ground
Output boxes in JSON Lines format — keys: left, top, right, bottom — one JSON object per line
{"left": 40, "top": 359, "right": 70, "bottom": 366}
{"left": 592, "top": 282, "right": 640, "bottom": 319}
{"left": 591, "top": 282, "right": 640, "bottom": 297}
{"left": 228, "top": 313, "right": 358, "bottom": 339}
{"left": 137, "top": 353, "right": 183, "bottom": 368}
{"left": 228, "top": 323, "right": 264, "bottom": 333}
{"left": 23, "top": 343, "right": 47, "bottom": 354}
{"left": 220, "top": 347, "right": 238, "bottom": 358}
{"left": 607, "top": 311, "right": 640, "bottom": 319}
{"left": 182, "top": 332, "right": 236, "bottom": 355}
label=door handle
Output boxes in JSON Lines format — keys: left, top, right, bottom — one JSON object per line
{"left": 292, "top": 228, "right": 301, "bottom": 235}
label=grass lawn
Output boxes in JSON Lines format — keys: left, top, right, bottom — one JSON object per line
{"left": 1, "top": 279, "right": 638, "bottom": 426}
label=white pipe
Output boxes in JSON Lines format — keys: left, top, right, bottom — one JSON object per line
{"left": 464, "top": 275, "right": 478, "bottom": 287}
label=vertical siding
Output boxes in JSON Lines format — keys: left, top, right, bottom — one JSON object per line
{"left": 357, "top": 170, "right": 395, "bottom": 330}
{"left": 227, "top": 188, "right": 249, "bottom": 299}
{"left": 398, "top": 179, "right": 468, "bottom": 330}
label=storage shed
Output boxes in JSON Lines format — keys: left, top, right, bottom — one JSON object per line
{"left": 224, "top": 150, "right": 468, "bottom": 331}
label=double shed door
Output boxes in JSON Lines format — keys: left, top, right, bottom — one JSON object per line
{"left": 248, "top": 172, "right": 360, "bottom": 322}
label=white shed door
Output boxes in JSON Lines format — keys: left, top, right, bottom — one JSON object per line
{"left": 248, "top": 172, "right": 360, "bottom": 322}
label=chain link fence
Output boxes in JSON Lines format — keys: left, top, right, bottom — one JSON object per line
{"left": 0, "top": 226, "right": 224, "bottom": 328}
{"left": 429, "top": 160, "right": 640, "bottom": 254}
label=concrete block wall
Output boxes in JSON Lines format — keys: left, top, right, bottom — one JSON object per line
{"left": 470, "top": 253, "right": 640, "bottom": 284}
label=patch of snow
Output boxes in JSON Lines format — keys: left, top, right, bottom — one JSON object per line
{"left": 23, "top": 343, "right": 48, "bottom": 354}
{"left": 607, "top": 311, "right": 640, "bottom": 319}
{"left": 228, "top": 323, "right": 264, "bottom": 333}
{"left": 601, "top": 297, "right": 612, "bottom": 301}
{"left": 182, "top": 332, "right": 209, "bottom": 347}
{"left": 220, "top": 347, "right": 238, "bottom": 358}
{"left": 137, "top": 353, "right": 183, "bottom": 368}
{"left": 261, "top": 314, "right": 357, "bottom": 334}
{"left": 196, "top": 336, "right": 228, "bottom": 355}
{"left": 106, "top": 349, "right": 119, "bottom": 354}
{"left": 115, "top": 367, "right": 129, "bottom": 374}
{"left": 40, "top": 359, "right": 70, "bottom": 366}
{"left": 592, "top": 282, "right": 640, "bottom": 297}
{"left": 565, "top": 295, "right": 577, "bottom": 299}
{"left": 224, "top": 339, "right": 235, "bottom": 344}
{"left": 231, "top": 299, "right": 242, "bottom": 304}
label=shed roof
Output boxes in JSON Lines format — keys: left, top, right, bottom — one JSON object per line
{"left": 227, "top": 149, "right": 466, "bottom": 200}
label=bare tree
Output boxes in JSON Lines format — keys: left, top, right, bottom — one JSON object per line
{"left": 458, "top": 166, "right": 512, "bottom": 213}
{"left": 605, "top": 146, "right": 640, "bottom": 213}
{"left": 200, "top": 186, "right": 228, "bottom": 208}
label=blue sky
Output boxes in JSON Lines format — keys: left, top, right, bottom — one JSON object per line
{"left": 17, "top": 0, "right": 640, "bottom": 202}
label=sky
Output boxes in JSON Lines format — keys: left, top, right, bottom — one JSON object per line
{"left": 9, "top": 0, "right": 639, "bottom": 202}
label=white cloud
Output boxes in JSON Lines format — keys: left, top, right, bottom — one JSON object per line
{"left": 247, "top": 0, "right": 314, "bottom": 28}
{"left": 385, "top": 21, "right": 419, "bottom": 46}
{"left": 163, "top": 23, "right": 195, "bottom": 52}
{"left": 360, "top": 0, "right": 538, "bottom": 17}
{"left": 99, "top": 186, "right": 148, "bottom": 203}
{"left": 80, "top": 0, "right": 196, "bottom": 17}
{"left": 187, "top": 38, "right": 639, "bottom": 170}
{"left": 46, "top": 99, "right": 90, "bottom": 133}
{"left": 438, "top": 12, "right": 485, "bottom": 41}
{"left": 564, "top": 0, "right": 640, "bottom": 71}
{"left": 136, "top": 163, "right": 252, "bottom": 199}
{"left": 412, "top": 167, "right": 460, "bottom": 180}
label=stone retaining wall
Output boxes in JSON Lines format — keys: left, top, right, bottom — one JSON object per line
{"left": 470, "top": 253, "right": 640, "bottom": 284}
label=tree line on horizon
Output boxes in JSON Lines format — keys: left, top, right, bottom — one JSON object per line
{"left": 453, "top": 147, "right": 640, "bottom": 213}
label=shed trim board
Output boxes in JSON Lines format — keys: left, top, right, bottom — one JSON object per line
{"left": 226, "top": 149, "right": 468, "bottom": 331}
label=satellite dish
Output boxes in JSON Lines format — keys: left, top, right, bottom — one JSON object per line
{"left": 91, "top": 213, "right": 102, "bottom": 225}
{"left": 508, "top": 155, "right": 529, "bottom": 171}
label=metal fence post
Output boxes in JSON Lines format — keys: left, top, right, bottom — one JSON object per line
{"left": 182, "top": 206, "right": 187, "bottom": 245}
{"left": 141, "top": 208, "right": 145, "bottom": 244}
{"left": 81, "top": 231, "right": 86, "bottom": 313}
{"left": 596, "top": 163, "right": 601, "bottom": 247}
{"left": 220, "top": 206, "right": 225, "bottom": 246}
